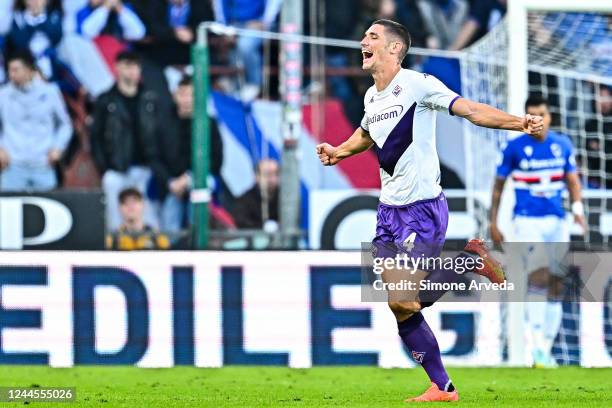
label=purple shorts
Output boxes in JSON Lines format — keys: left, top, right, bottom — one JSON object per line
{"left": 373, "top": 193, "right": 449, "bottom": 259}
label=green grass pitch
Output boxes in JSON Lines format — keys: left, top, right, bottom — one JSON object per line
{"left": 0, "top": 366, "right": 609, "bottom": 407}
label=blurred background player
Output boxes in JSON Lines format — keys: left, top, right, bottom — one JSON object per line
{"left": 317, "top": 19, "right": 544, "bottom": 403}
{"left": 106, "top": 187, "right": 170, "bottom": 250}
{"left": 490, "top": 95, "right": 586, "bottom": 368}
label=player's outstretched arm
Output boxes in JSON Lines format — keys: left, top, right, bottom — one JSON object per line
{"left": 451, "top": 98, "right": 545, "bottom": 137}
{"left": 316, "top": 127, "right": 374, "bottom": 166}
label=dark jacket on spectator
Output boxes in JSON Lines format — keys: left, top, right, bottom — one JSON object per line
{"left": 465, "top": 0, "right": 506, "bottom": 46}
{"left": 133, "top": 0, "right": 214, "bottom": 66}
{"left": 233, "top": 186, "right": 278, "bottom": 229}
{"left": 155, "top": 109, "right": 224, "bottom": 199}
{"left": 396, "top": 0, "right": 432, "bottom": 49}
{"left": 90, "top": 84, "right": 164, "bottom": 176}
{"left": 324, "top": 0, "right": 358, "bottom": 40}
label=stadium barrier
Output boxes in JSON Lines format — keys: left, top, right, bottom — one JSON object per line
{"left": 0, "top": 191, "right": 105, "bottom": 250}
{"left": 0, "top": 251, "right": 609, "bottom": 367}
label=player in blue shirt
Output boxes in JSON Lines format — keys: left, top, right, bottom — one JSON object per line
{"left": 490, "top": 95, "right": 586, "bottom": 367}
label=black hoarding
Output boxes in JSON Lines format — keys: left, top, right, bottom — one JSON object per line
{"left": 0, "top": 191, "right": 105, "bottom": 250}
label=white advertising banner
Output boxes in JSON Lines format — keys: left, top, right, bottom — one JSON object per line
{"left": 0, "top": 252, "right": 608, "bottom": 367}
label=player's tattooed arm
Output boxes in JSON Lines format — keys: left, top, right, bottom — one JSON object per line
{"left": 316, "top": 127, "right": 374, "bottom": 166}
{"left": 489, "top": 177, "right": 506, "bottom": 244}
{"left": 451, "top": 98, "right": 545, "bottom": 137}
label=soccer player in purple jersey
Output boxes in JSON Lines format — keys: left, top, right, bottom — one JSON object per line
{"left": 316, "top": 19, "right": 545, "bottom": 402}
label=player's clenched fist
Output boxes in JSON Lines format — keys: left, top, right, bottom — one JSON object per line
{"left": 522, "top": 114, "right": 544, "bottom": 137}
{"left": 316, "top": 143, "right": 339, "bottom": 166}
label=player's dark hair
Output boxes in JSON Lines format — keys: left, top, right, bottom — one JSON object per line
{"left": 372, "top": 19, "right": 411, "bottom": 63}
{"left": 525, "top": 94, "right": 549, "bottom": 111}
{"left": 119, "top": 188, "right": 143, "bottom": 204}
{"left": 115, "top": 50, "right": 142, "bottom": 65}
{"left": 6, "top": 51, "right": 36, "bottom": 71}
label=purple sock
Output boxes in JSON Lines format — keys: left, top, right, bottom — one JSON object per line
{"left": 398, "top": 312, "right": 453, "bottom": 391}
{"left": 420, "top": 252, "right": 475, "bottom": 307}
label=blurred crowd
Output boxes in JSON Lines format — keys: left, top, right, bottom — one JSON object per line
{"left": 0, "top": 0, "right": 608, "bottom": 249}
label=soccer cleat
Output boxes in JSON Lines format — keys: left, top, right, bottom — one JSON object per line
{"left": 463, "top": 239, "right": 506, "bottom": 284}
{"left": 532, "top": 349, "right": 547, "bottom": 368}
{"left": 406, "top": 382, "right": 459, "bottom": 403}
{"left": 533, "top": 349, "right": 559, "bottom": 369}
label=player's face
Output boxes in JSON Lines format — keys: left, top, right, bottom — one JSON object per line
{"left": 361, "top": 24, "right": 390, "bottom": 72}
{"left": 526, "top": 104, "right": 551, "bottom": 133}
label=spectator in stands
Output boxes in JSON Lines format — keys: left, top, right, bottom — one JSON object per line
{"left": 76, "top": 0, "right": 145, "bottom": 41}
{"left": 352, "top": 1, "right": 403, "bottom": 55}
{"left": 90, "top": 50, "right": 164, "bottom": 230}
{"left": 0, "top": 0, "right": 14, "bottom": 82}
{"left": 62, "top": 0, "right": 87, "bottom": 33}
{"left": 133, "top": 0, "right": 213, "bottom": 67}
{"left": 449, "top": 0, "right": 506, "bottom": 50}
{"left": 0, "top": 1, "right": 14, "bottom": 35}
{"left": 408, "top": 0, "right": 468, "bottom": 49}
{"left": 106, "top": 187, "right": 170, "bottom": 250}
{"left": 155, "top": 75, "right": 223, "bottom": 233}
{"left": 131, "top": 0, "right": 214, "bottom": 129}
{"left": 213, "top": 0, "right": 283, "bottom": 100}
{"left": 56, "top": 0, "right": 116, "bottom": 98}
{"left": 394, "top": 0, "right": 434, "bottom": 49}
{"left": 322, "top": 0, "right": 359, "bottom": 113}
{"left": 585, "top": 85, "right": 612, "bottom": 188}
{"left": 0, "top": 52, "right": 72, "bottom": 191}
{"left": 233, "top": 158, "right": 279, "bottom": 230}
{"left": 7, "top": 0, "right": 63, "bottom": 80}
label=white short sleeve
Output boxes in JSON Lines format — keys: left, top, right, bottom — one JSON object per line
{"left": 414, "top": 73, "right": 460, "bottom": 115}
{"left": 360, "top": 88, "right": 374, "bottom": 132}
{"left": 360, "top": 113, "right": 370, "bottom": 132}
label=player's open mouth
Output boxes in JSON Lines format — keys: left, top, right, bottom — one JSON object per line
{"left": 362, "top": 51, "right": 374, "bottom": 61}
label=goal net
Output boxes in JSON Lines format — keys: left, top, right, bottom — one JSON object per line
{"left": 461, "top": 3, "right": 611, "bottom": 366}
{"left": 463, "top": 9, "right": 612, "bottom": 244}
